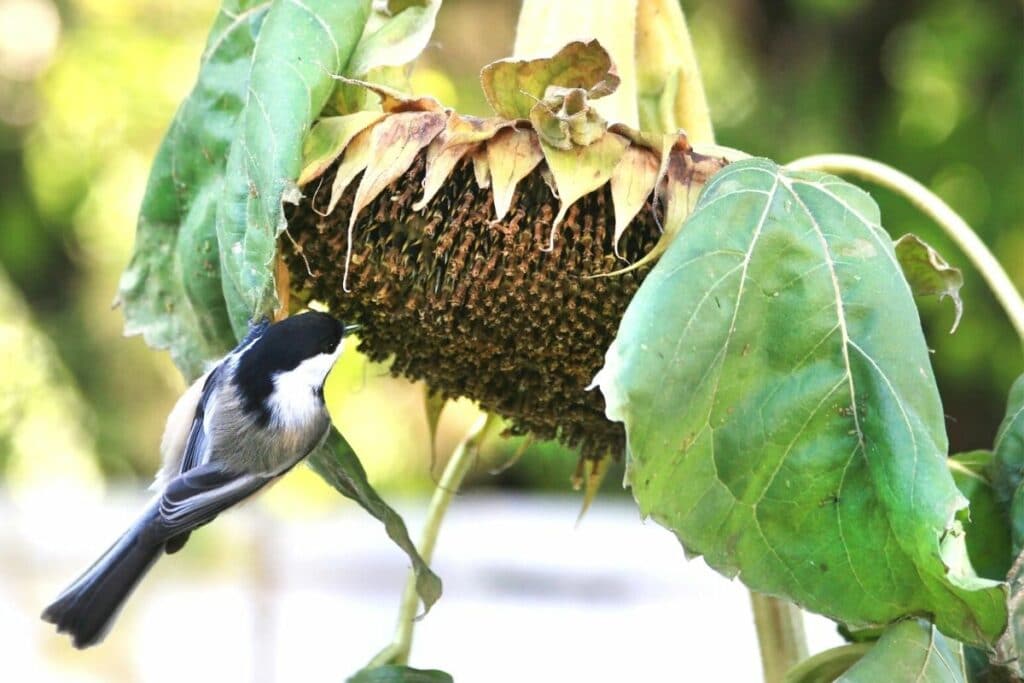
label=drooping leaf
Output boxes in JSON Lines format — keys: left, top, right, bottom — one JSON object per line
{"left": 216, "top": 0, "right": 371, "bottom": 336}
{"left": 594, "top": 159, "right": 1007, "bottom": 646}
{"left": 347, "top": 665, "right": 453, "bottom": 683}
{"left": 782, "top": 643, "right": 870, "bottom": 683}
{"left": 486, "top": 127, "right": 544, "bottom": 221}
{"left": 346, "top": 0, "right": 442, "bottom": 77}
{"left": 540, "top": 132, "right": 628, "bottom": 250}
{"left": 836, "top": 620, "right": 966, "bottom": 682}
{"left": 949, "top": 450, "right": 1012, "bottom": 580}
{"left": 298, "top": 111, "right": 385, "bottom": 186}
{"left": 894, "top": 234, "right": 964, "bottom": 333}
{"left": 992, "top": 374, "right": 1024, "bottom": 510}
{"left": 480, "top": 40, "right": 619, "bottom": 120}
{"left": 308, "top": 428, "right": 442, "bottom": 613}
{"left": 118, "top": 1, "right": 270, "bottom": 379}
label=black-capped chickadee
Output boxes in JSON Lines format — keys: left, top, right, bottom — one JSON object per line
{"left": 42, "top": 311, "right": 358, "bottom": 648}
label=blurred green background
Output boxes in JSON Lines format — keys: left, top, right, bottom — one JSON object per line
{"left": 1, "top": 0, "right": 1022, "bottom": 505}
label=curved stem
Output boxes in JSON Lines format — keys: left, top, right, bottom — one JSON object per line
{"left": 749, "top": 593, "right": 809, "bottom": 683}
{"left": 368, "top": 413, "right": 494, "bottom": 667}
{"left": 787, "top": 153, "right": 1024, "bottom": 344}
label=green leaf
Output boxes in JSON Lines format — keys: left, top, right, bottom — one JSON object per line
{"left": 949, "top": 451, "right": 1012, "bottom": 580}
{"left": 346, "top": 0, "right": 441, "bottom": 77}
{"left": 118, "top": 1, "right": 270, "bottom": 379}
{"left": 894, "top": 234, "right": 964, "bottom": 333}
{"left": 308, "top": 429, "right": 442, "bottom": 613}
{"left": 837, "top": 620, "right": 966, "bottom": 682}
{"left": 594, "top": 158, "right": 1007, "bottom": 646}
{"left": 992, "top": 374, "right": 1024, "bottom": 512}
{"left": 347, "top": 665, "right": 453, "bottom": 683}
{"left": 480, "top": 40, "right": 619, "bottom": 120}
{"left": 216, "top": 0, "right": 371, "bottom": 336}
{"left": 782, "top": 643, "right": 870, "bottom": 683}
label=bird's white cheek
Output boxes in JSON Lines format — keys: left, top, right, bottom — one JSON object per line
{"left": 267, "top": 351, "right": 341, "bottom": 427}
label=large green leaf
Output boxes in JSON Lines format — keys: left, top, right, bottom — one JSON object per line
{"left": 216, "top": 0, "right": 371, "bottom": 335}
{"left": 837, "top": 620, "right": 966, "bottom": 682}
{"left": 594, "top": 158, "right": 1006, "bottom": 646}
{"left": 308, "top": 429, "right": 442, "bottom": 613}
{"left": 118, "top": 1, "right": 270, "bottom": 379}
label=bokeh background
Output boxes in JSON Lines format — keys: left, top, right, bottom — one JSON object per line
{"left": 1, "top": 0, "right": 1021, "bottom": 680}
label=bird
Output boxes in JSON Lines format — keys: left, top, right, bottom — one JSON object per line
{"left": 42, "top": 311, "right": 357, "bottom": 648}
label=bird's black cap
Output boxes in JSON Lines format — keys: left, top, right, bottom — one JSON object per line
{"left": 233, "top": 312, "right": 349, "bottom": 422}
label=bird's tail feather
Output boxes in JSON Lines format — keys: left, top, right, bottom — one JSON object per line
{"left": 41, "top": 523, "right": 162, "bottom": 649}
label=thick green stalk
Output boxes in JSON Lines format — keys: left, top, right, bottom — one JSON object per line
{"left": 750, "top": 593, "right": 810, "bottom": 683}
{"left": 368, "top": 413, "right": 493, "bottom": 667}
{"left": 788, "top": 154, "right": 1024, "bottom": 345}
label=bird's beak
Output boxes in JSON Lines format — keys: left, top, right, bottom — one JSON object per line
{"left": 344, "top": 323, "right": 362, "bottom": 334}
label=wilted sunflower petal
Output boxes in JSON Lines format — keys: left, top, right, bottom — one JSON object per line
{"left": 414, "top": 113, "right": 511, "bottom": 210}
{"left": 487, "top": 128, "right": 544, "bottom": 221}
{"left": 609, "top": 144, "right": 660, "bottom": 257}
{"left": 599, "top": 146, "right": 726, "bottom": 276}
{"left": 344, "top": 111, "right": 446, "bottom": 288}
{"left": 472, "top": 147, "right": 491, "bottom": 189}
{"left": 540, "top": 132, "right": 629, "bottom": 250}
{"left": 299, "top": 111, "right": 385, "bottom": 186}
{"left": 333, "top": 75, "right": 446, "bottom": 114}
{"left": 328, "top": 126, "right": 377, "bottom": 215}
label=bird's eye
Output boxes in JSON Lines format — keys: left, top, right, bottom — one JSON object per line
{"left": 320, "top": 338, "right": 336, "bottom": 354}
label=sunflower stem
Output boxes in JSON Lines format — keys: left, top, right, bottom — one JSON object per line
{"left": 787, "top": 153, "right": 1024, "bottom": 346}
{"left": 368, "top": 413, "right": 493, "bottom": 667}
{"left": 749, "top": 592, "right": 809, "bottom": 683}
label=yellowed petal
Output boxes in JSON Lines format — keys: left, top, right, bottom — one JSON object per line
{"left": 344, "top": 111, "right": 447, "bottom": 289}
{"left": 299, "top": 111, "right": 385, "bottom": 186}
{"left": 413, "top": 113, "right": 511, "bottom": 210}
{"left": 486, "top": 128, "right": 543, "bottom": 221}
{"left": 592, "top": 144, "right": 726, "bottom": 277}
{"left": 472, "top": 147, "right": 491, "bottom": 190}
{"left": 414, "top": 141, "right": 477, "bottom": 211}
{"left": 572, "top": 454, "right": 612, "bottom": 525}
{"left": 540, "top": 131, "right": 629, "bottom": 250}
{"left": 333, "top": 75, "right": 446, "bottom": 113}
{"left": 609, "top": 144, "right": 660, "bottom": 257}
{"left": 327, "top": 126, "right": 376, "bottom": 215}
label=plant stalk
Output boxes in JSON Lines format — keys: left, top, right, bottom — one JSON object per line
{"left": 750, "top": 592, "right": 809, "bottom": 683}
{"left": 787, "top": 154, "right": 1024, "bottom": 345}
{"left": 368, "top": 413, "right": 493, "bottom": 667}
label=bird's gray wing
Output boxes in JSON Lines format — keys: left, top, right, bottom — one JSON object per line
{"left": 178, "top": 365, "right": 223, "bottom": 474}
{"left": 144, "top": 463, "right": 272, "bottom": 544}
